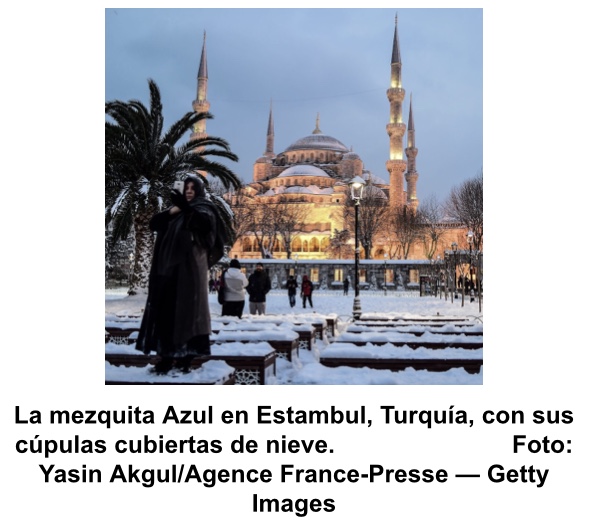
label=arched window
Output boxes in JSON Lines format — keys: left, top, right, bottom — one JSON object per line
{"left": 292, "top": 238, "right": 302, "bottom": 253}
{"left": 321, "top": 238, "right": 330, "bottom": 252}
{"left": 310, "top": 237, "right": 319, "bottom": 252}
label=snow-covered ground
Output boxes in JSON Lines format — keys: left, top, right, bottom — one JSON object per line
{"left": 106, "top": 289, "right": 483, "bottom": 385}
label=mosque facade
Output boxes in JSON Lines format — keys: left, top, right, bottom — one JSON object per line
{"left": 191, "top": 17, "right": 466, "bottom": 263}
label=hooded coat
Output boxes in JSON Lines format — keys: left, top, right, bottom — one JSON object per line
{"left": 247, "top": 268, "right": 271, "bottom": 303}
{"left": 136, "top": 176, "right": 224, "bottom": 357}
{"left": 223, "top": 267, "right": 248, "bottom": 302}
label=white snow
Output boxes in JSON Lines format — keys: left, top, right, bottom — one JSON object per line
{"left": 106, "top": 289, "right": 483, "bottom": 385}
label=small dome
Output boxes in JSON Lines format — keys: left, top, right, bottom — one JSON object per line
{"left": 342, "top": 151, "right": 361, "bottom": 160}
{"left": 364, "top": 185, "right": 388, "bottom": 200}
{"left": 278, "top": 164, "right": 331, "bottom": 178}
{"left": 364, "top": 173, "right": 387, "bottom": 185}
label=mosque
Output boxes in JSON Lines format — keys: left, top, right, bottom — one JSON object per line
{"left": 191, "top": 17, "right": 462, "bottom": 263}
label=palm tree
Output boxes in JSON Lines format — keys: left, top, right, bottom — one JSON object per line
{"left": 105, "top": 79, "right": 242, "bottom": 294}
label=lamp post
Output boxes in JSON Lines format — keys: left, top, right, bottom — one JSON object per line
{"left": 350, "top": 176, "right": 365, "bottom": 319}
{"left": 383, "top": 253, "right": 388, "bottom": 296}
{"left": 294, "top": 253, "right": 298, "bottom": 277}
{"left": 451, "top": 242, "right": 458, "bottom": 304}
{"left": 477, "top": 251, "right": 482, "bottom": 313}
{"left": 436, "top": 255, "right": 442, "bottom": 298}
{"left": 444, "top": 252, "right": 449, "bottom": 301}
{"left": 128, "top": 252, "right": 134, "bottom": 290}
{"left": 466, "top": 230, "right": 474, "bottom": 302}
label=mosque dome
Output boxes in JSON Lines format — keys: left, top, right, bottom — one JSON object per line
{"left": 278, "top": 164, "right": 331, "bottom": 178}
{"left": 364, "top": 184, "right": 388, "bottom": 200}
{"left": 364, "top": 173, "right": 387, "bottom": 185}
{"left": 342, "top": 151, "right": 361, "bottom": 160}
{"left": 285, "top": 133, "right": 349, "bottom": 153}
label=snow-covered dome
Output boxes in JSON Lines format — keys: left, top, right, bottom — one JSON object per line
{"left": 364, "top": 173, "right": 387, "bottom": 185}
{"left": 279, "top": 164, "right": 331, "bottom": 178}
{"left": 342, "top": 151, "right": 361, "bottom": 160}
{"left": 285, "top": 134, "right": 349, "bottom": 153}
{"left": 364, "top": 185, "right": 388, "bottom": 200}
{"left": 260, "top": 184, "right": 334, "bottom": 197}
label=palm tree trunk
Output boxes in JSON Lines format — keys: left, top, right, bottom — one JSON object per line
{"left": 129, "top": 210, "right": 156, "bottom": 295}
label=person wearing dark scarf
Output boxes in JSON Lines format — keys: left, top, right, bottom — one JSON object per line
{"left": 136, "top": 175, "right": 224, "bottom": 374}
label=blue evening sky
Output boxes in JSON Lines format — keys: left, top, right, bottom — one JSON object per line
{"left": 105, "top": 8, "right": 482, "bottom": 202}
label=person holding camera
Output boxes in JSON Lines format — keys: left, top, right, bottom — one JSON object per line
{"left": 136, "top": 175, "right": 224, "bottom": 374}
{"left": 220, "top": 259, "right": 248, "bottom": 318}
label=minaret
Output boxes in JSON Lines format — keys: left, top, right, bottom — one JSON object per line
{"left": 405, "top": 93, "right": 419, "bottom": 209}
{"left": 191, "top": 31, "right": 210, "bottom": 151}
{"left": 313, "top": 112, "right": 322, "bottom": 134}
{"left": 253, "top": 103, "right": 274, "bottom": 182}
{"left": 385, "top": 15, "right": 407, "bottom": 208}
{"left": 263, "top": 100, "right": 275, "bottom": 158}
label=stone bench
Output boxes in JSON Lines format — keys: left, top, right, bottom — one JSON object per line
{"left": 212, "top": 329, "right": 299, "bottom": 362}
{"left": 233, "top": 314, "right": 329, "bottom": 341}
{"left": 105, "top": 359, "right": 236, "bottom": 385}
{"left": 105, "top": 342, "right": 277, "bottom": 385}
{"left": 320, "top": 342, "right": 483, "bottom": 374}
{"left": 346, "top": 323, "right": 483, "bottom": 337}
{"left": 105, "top": 327, "right": 139, "bottom": 345}
{"left": 334, "top": 331, "right": 483, "bottom": 350}
{"left": 358, "top": 313, "right": 473, "bottom": 324}
{"left": 212, "top": 320, "right": 315, "bottom": 352}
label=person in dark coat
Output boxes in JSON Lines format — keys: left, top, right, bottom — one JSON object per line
{"left": 247, "top": 262, "right": 271, "bottom": 315}
{"left": 135, "top": 175, "right": 224, "bottom": 374}
{"left": 286, "top": 274, "right": 298, "bottom": 307}
{"left": 343, "top": 277, "right": 349, "bottom": 295}
{"left": 301, "top": 275, "right": 314, "bottom": 309}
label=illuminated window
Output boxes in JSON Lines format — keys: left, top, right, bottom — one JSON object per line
{"left": 409, "top": 269, "right": 419, "bottom": 284}
{"left": 310, "top": 268, "right": 319, "bottom": 283}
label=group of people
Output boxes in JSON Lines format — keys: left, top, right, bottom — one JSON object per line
{"left": 286, "top": 274, "right": 315, "bottom": 309}
{"left": 219, "top": 264, "right": 316, "bottom": 313}
{"left": 219, "top": 261, "right": 271, "bottom": 317}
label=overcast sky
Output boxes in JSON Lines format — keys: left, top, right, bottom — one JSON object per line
{"left": 105, "top": 8, "right": 482, "bottom": 201}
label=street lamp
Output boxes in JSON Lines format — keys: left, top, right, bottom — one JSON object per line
{"left": 383, "top": 253, "right": 388, "bottom": 296}
{"left": 128, "top": 252, "right": 134, "bottom": 290}
{"left": 436, "top": 255, "right": 442, "bottom": 298}
{"left": 350, "top": 176, "right": 365, "bottom": 319}
{"left": 466, "top": 230, "right": 474, "bottom": 302}
{"left": 294, "top": 252, "right": 298, "bottom": 277}
{"left": 451, "top": 242, "right": 458, "bottom": 304}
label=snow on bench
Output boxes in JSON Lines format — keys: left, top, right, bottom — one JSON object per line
{"left": 212, "top": 328, "right": 300, "bottom": 361}
{"left": 105, "top": 342, "right": 278, "bottom": 385}
{"left": 358, "top": 312, "right": 473, "bottom": 324}
{"left": 335, "top": 330, "right": 483, "bottom": 349}
{"left": 320, "top": 342, "right": 483, "bottom": 374}
{"left": 346, "top": 323, "right": 483, "bottom": 336}
{"left": 105, "top": 360, "right": 236, "bottom": 385}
